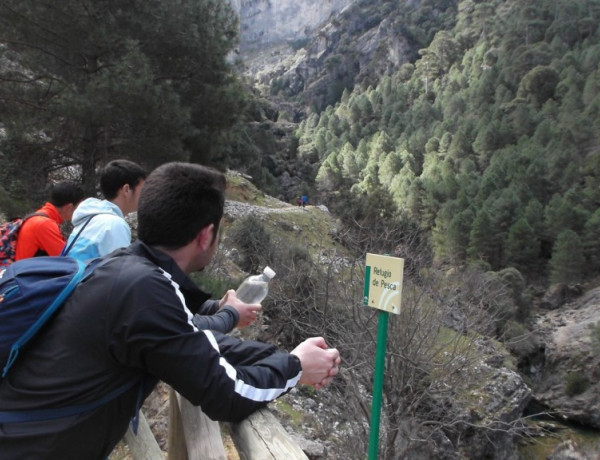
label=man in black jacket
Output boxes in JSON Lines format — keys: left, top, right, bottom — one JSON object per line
{"left": 0, "top": 162, "right": 341, "bottom": 459}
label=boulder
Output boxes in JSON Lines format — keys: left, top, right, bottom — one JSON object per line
{"left": 540, "top": 284, "right": 584, "bottom": 310}
{"left": 533, "top": 287, "right": 600, "bottom": 429}
{"left": 548, "top": 440, "right": 590, "bottom": 460}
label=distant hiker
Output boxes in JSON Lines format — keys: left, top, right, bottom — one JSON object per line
{"left": 64, "top": 159, "right": 147, "bottom": 261}
{"left": 297, "top": 196, "right": 302, "bottom": 206}
{"left": 15, "top": 181, "right": 84, "bottom": 261}
{"left": 301, "top": 194, "right": 308, "bottom": 208}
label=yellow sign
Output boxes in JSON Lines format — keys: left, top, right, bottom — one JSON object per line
{"left": 363, "top": 253, "right": 404, "bottom": 315}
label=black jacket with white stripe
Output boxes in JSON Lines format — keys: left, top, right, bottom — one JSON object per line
{"left": 0, "top": 240, "right": 302, "bottom": 460}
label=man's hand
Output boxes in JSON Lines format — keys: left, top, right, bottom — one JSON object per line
{"left": 291, "top": 337, "right": 341, "bottom": 390}
{"left": 219, "top": 289, "right": 261, "bottom": 329}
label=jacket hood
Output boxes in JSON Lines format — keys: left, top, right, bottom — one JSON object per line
{"left": 72, "top": 198, "right": 123, "bottom": 226}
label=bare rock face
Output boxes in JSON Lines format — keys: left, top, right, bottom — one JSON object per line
{"left": 540, "top": 283, "right": 584, "bottom": 310}
{"left": 231, "top": 0, "right": 354, "bottom": 52}
{"left": 253, "top": 15, "right": 413, "bottom": 96}
{"left": 437, "top": 342, "right": 531, "bottom": 459}
{"left": 533, "top": 287, "right": 600, "bottom": 429}
{"left": 229, "top": 0, "right": 416, "bottom": 113}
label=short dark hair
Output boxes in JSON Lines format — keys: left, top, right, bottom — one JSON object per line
{"left": 49, "top": 181, "right": 85, "bottom": 207}
{"left": 137, "top": 162, "right": 226, "bottom": 248}
{"left": 100, "top": 159, "right": 147, "bottom": 200}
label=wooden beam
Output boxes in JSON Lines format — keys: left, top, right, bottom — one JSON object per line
{"left": 230, "top": 408, "right": 309, "bottom": 460}
{"left": 168, "top": 388, "right": 227, "bottom": 460}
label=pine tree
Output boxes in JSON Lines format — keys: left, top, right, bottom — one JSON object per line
{"left": 0, "top": 0, "right": 240, "bottom": 192}
{"left": 583, "top": 209, "right": 600, "bottom": 272}
{"left": 549, "top": 229, "right": 585, "bottom": 284}
{"left": 467, "top": 208, "right": 494, "bottom": 264}
{"left": 505, "top": 218, "right": 539, "bottom": 273}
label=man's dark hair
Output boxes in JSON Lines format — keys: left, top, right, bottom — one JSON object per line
{"left": 49, "top": 181, "right": 85, "bottom": 207}
{"left": 138, "top": 162, "right": 226, "bottom": 248}
{"left": 100, "top": 159, "right": 147, "bottom": 200}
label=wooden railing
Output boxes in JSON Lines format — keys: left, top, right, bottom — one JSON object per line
{"left": 124, "top": 389, "right": 308, "bottom": 460}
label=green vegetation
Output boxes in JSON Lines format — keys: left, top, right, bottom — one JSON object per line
{"left": 273, "top": 399, "right": 305, "bottom": 427}
{"left": 227, "top": 215, "right": 274, "bottom": 274}
{"left": 519, "top": 422, "right": 600, "bottom": 459}
{"left": 591, "top": 322, "right": 600, "bottom": 352}
{"left": 295, "top": 0, "right": 600, "bottom": 288}
{"left": 0, "top": 0, "right": 243, "bottom": 201}
{"left": 565, "top": 371, "right": 589, "bottom": 397}
{"left": 550, "top": 230, "right": 585, "bottom": 284}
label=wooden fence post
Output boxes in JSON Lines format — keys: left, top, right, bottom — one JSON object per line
{"left": 124, "top": 410, "right": 164, "bottom": 460}
{"left": 168, "top": 389, "right": 188, "bottom": 460}
{"left": 168, "top": 388, "right": 227, "bottom": 460}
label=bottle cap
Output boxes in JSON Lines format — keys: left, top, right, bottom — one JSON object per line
{"left": 263, "top": 266, "right": 276, "bottom": 279}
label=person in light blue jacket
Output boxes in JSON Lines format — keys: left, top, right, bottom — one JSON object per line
{"left": 64, "top": 159, "right": 147, "bottom": 261}
{"left": 66, "top": 160, "right": 258, "bottom": 333}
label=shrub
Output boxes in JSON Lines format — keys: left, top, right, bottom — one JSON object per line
{"left": 589, "top": 321, "right": 600, "bottom": 353}
{"left": 565, "top": 371, "right": 589, "bottom": 396}
{"left": 227, "top": 214, "right": 273, "bottom": 273}
{"left": 189, "top": 272, "right": 231, "bottom": 298}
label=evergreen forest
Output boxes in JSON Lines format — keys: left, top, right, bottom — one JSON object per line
{"left": 0, "top": 0, "right": 244, "bottom": 201}
{"left": 2, "top": 0, "right": 598, "bottom": 292}
{"left": 294, "top": 0, "right": 600, "bottom": 290}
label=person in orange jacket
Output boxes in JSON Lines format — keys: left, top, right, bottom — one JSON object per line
{"left": 15, "top": 181, "right": 85, "bottom": 260}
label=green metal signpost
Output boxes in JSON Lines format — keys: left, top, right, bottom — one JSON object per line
{"left": 364, "top": 253, "right": 404, "bottom": 460}
{"left": 368, "top": 310, "right": 389, "bottom": 459}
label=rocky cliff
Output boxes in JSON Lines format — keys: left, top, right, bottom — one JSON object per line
{"left": 232, "top": 0, "right": 457, "bottom": 113}
{"left": 231, "top": 0, "right": 354, "bottom": 52}
{"left": 532, "top": 286, "right": 600, "bottom": 430}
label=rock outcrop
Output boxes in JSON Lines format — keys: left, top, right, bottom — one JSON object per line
{"left": 532, "top": 286, "right": 600, "bottom": 429}
{"left": 230, "top": 0, "right": 354, "bottom": 52}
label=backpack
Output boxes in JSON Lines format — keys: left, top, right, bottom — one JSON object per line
{"left": 0, "top": 214, "right": 100, "bottom": 374}
{"left": 0, "top": 212, "right": 48, "bottom": 268}
{"left": 0, "top": 256, "right": 91, "bottom": 377}
{"left": 0, "top": 255, "right": 147, "bottom": 429}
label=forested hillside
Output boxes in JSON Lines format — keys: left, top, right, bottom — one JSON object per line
{"left": 294, "top": 0, "right": 600, "bottom": 288}
{"left": 0, "top": 0, "right": 244, "bottom": 205}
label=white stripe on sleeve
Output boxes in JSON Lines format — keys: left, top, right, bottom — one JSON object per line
{"left": 202, "top": 330, "right": 301, "bottom": 402}
{"left": 158, "top": 268, "right": 198, "bottom": 332}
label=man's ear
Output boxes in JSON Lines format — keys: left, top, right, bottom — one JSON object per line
{"left": 120, "top": 183, "right": 131, "bottom": 197}
{"left": 197, "top": 223, "right": 215, "bottom": 251}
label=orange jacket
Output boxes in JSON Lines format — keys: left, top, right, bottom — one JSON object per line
{"left": 15, "top": 202, "right": 66, "bottom": 260}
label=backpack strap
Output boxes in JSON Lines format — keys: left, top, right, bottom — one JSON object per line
{"left": 61, "top": 214, "right": 97, "bottom": 256}
{"left": 0, "top": 378, "right": 140, "bottom": 423}
{"left": 19, "top": 212, "right": 49, "bottom": 228}
{"left": 22, "top": 212, "right": 49, "bottom": 221}
{"left": 130, "top": 376, "right": 155, "bottom": 434}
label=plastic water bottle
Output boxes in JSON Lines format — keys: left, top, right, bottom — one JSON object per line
{"left": 235, "top": 266, "right": 276, "bottom": 304}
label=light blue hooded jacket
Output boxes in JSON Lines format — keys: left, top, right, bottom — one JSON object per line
{"left": 65, "top": 198, "right": 131, "bottom": 261}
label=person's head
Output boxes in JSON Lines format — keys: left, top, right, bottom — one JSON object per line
{"left": 100, "top": 159, "right": 147, "bottom": 214}
{"left": 49, "top": 181, "right": 85, "bottom": 222}
{"left": 137, "top": 162, "right": 226, "bottom": 252}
